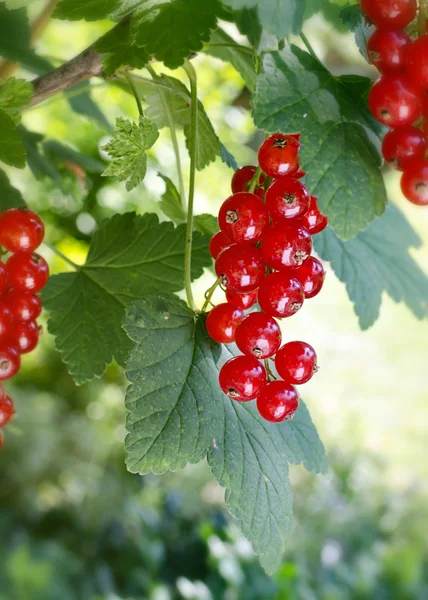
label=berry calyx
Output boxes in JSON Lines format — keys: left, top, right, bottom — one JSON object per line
{"left": 258, "top": 133, "right": 301, "bottom": 179}
{"left": 215, "top": 245, "right": 266, "bottom": 292}
{"left": 275, "top": 341, "right": 318, "bottom": 385}
{"left": 0, "top": 208, "right": 44, "bottom": 253}
{"left": 0, "top": 343, "right": 20, "bottom": 381}
{"left": 257, "top": 272, "right": 304, "bottom": 318}
{"left": 0, "top": 394, "right": 15, "bottom": 427}
{"left": 219, "top": 355, "right": 266, "bottom": 401}
{"left": 261, "top": 223, "right": 312, "bottom": 270}
{"left": 218, "top": 192, "right": 269, "bottom": 244}
{"left": 209, "top": 231, "right": 232, "bottom": 260}
{"left": 0, "top": 303, "right": 14, "bottom": 339}
{"left": 226, "top": 289, "right": 258, "bottom": 310}
{"left": 231, "top": 166, "right": 265, "bottom": 198}
{"left": 299, "top": 196, "right": 328, "bottom": 235}
{"left": 256, "top": 381, "right": 299, "bottom": 423}
{"left": 12, "top": 320, "right": 40, "bottom": 354}
{"left": 6, "top": 252, "right": 49, "bottom": 292}
{"left": 382, "top": 127, "right": 426, "bottom": 171}
{"left": 293, "top": 256, "right": 325, "bottom": 299}
{"left": 206, "top": 303, "right": 244, "bottom": 344}
{"left": 401, "top": 159, "right": 428, "bottom": 205}
{"left": 405, "top": 36, "right": 428, "bottom": 90}
{"left": 235, "top": 312, "right": 282, "bottom": 359}
{"left": 368, "top": 74, "right": 421, "bottom": 128}
{"left": 265, "top": 177, "right": 310, "bottom": 221}
{"left": 367, "top": 29, "right": 411, "bottom": 73}
{"left": 1, "top": 290, "right": 42, "bottom": 322}
{"left": 360, "top": 0, "right": 417, "bottom": 30}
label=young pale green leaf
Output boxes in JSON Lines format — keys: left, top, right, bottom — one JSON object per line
{"left": 0, "top": 169, "right": 26, "bottom": 212}
{"left": 53, "top": 0, "right": 119, "bottom": 21}
{"left": 0, "top": 78, "right": 33, "bottom": 125}
{"left": 0, "top": 109, "right": 26, "bottom": 168}
{"left": 157, "top": 173, "right": 185, "bottom": 224}
{"left": 204, "top": 28, "right": 256, "bottom": 91}
{"left": 43, "top": 213, "right": 211, "bottom": 384}
{"left": 314, "top": 203, "right": 428, "bottom": 329}
{"left": 102, "top": 116, "right": 159, "bottom": 191}
{"left": 94, "top": 24, "right": 150, "bottom": 77}
{"left": 223, "top": 0, "right": 304, "bottom": 38}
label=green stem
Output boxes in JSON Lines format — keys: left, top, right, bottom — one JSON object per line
{"left": 44, "top": 242, "right": 78, "bottom": 269}
{"left": 201, "top": 278, "right": 221, "bottom": 312}
{"left": 248, "top": 165, "right": 262, "bottom": 194}
{"left": 123, "top": 70, "right": 144, "bottom": 117}
{"left": 203, "top": 43, "right": 253, "bottom": 55}
{"left": 183, "top": 59, "right": 198, "bottom": 312}
{"left": 300, "top": 32, "right": 320, "bottom": 63}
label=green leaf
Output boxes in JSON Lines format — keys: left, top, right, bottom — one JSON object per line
{"left": 19, "top": 128, "right": 60, "bottom": 181}
{"left": 340, "top": 4, "right": 374, "bottom": 61}
{"left": 0, "top": 109, "right": 26, "bottom": 168}
{"left": 43, "top": 213, "right": 211, "bottom": 384}
{"left": 253, "top": 47, "right": 387, "bottom": 239}
{"left": 0, "top": 169, "right": 26, "bottom": 211}
{"left": 314, "top": 203, "right": 428, "bottom": 329}
{"left": 219, "top": 142, "right": 239, "bottom": 171}
{"left": 66, "top": 82, "right": 111, "bottom": 130}
{"left": 94, "top": 23, "right": 150, "bottom": 77}
{"left": 157, "top": 173, "right": 185, "bottom": 224}
{"left": 204, "top": 28, "right": 256, "bottom": 91}
{"left": 223, "top": 0, "right": 304, "bottom": 38}
{"left": 5, "top": 0, "right": 39, "bottom": 7}
{"left": 102, "top": 116, "right": 159, "bottom": 191}
{"left": 234, "top": 7, "right": 262, "bottom": 48}
{"left": 0, "top": 78, "right": 33, "bottom": 125}
{"left": 193, "top": 213, "right": 218, "bottom": 236}
{"left": 53, "top": 0, "right": 119, "bottom": 21}
{"left": 43, "top": 140, "right": 105, "bottom": 173}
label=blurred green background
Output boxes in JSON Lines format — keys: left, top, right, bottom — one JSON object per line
{"left": 1, "top": 4, "right": 428, "bottom": 599}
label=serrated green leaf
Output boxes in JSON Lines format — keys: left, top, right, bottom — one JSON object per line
{"left": 19, "top": 127, "right": 61, "bottom": 181}
{"left": 253, "top": 47, "right": 387, "bottom": 239}
{"left": 234, "top": 7, "right": 262, "bottom": 48}
{"left": 102, "top": 116, "right": 159, "bottom": 191}
{"left": 193, "top": 214, "right": 218, "bottom": 236}
{"left": 0, "top": 109, "right": 26, "bottom": 168}
{"left": 157, "top": 173, "right": 185, "bottom": 224}
{"left": 53, "top": 0, "right": 119, "bottom": 21}
{"left": 0, "top": 169, "right": 26, "bottom": 212}
{"left": 43, "top": 140, "right": 105, "bottom": 173}
{"left": 94, "top": 23, "right": 150, "bottom": 77}
{"left": 314, "top": 203, "right": 428, "bottom": 329}
{"left": 223, "top": 0, "right": 304, "bottom": 38}
{"left": 219, "top": 142, "right": 238, "bottom": 171}
{"left": 43, "top": 213, "right": 211, "bottom": 384}
{"left": 66, "top": 82, "right": 111, "bottom": 130}
{"left": 204, "top": 28, "right": 256, "bottom": 91}
{"left": 0, "top": 78, "right": 33, "bottom": 125}
{"left": 340, "top": 4, "right": 374, "bottom": 61}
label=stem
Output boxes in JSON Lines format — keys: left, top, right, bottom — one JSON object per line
{"left": 203, "top": 43, "right": 253, "bottom": 55}
{"left": 248, "top": 165, "right": 263, "bottom": 194}
{"left": 44, "top": 243, "right": 78, "bottom": 269}
{"left": 300, "top": 33, "right": 320, "bottom": 63}
{"left": 201, "top": 279, "right": 221, "bottom": 312}
{"left": 123, "top": 71, "right": 144, "bottom": 117}
{"left": 182, "top": 60, "right": 198, "bottom": 312}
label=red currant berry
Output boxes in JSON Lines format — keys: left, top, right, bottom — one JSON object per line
{"left": 219, "top": 355, "right": 266, "bottom": 401}
{"left": 265, "top": 177, "right": 310, "bottom": 221}
{"left": 401, "top": 159, "right": 428, "bottom": 205}
{"left": 0, "top": 303, "right": 14, "bottom": 339}
{"left": 218, "top": 192, "right": 269, "bottom": 244}
{"left": 256, "top": 381, "right": 298, "bottom": 423}
{"left": 0, "top": 430, "right": 3, "bottom": 448}
{"left": 275, "top": 341, "right": 318, "bottom": 385}
{"left": 13, "top": 320, "right": 40, "bottom": 354}
{"left": 360, "top": 0, "right": 416, "bottom": 30}
{"left": 258, "top": 272, "right": 304, "bottom": 318}
{"left": 258, "top": 134, "right": 300, "bottom": 178}
{"left": 368, "top": 74, "right": 421, "bottom": 128}
{"left": 299, "top": 196, "right": 328, "bottom": 235}
{"left": 406, "top": 36, "right": 428, "bottom": 90}
{"left": 209, "top": 231, "right": 232, "bottom": 260}
{"left": 235, "top": 312, "right": 282, "bottom": 359}
{"left": 206, "top": 302, "right": 244, "bottom": 344}
{"left": 1, "top": 290, "right": 42, "bottom": 322}
{"left": 0, "top": 343, "right": 20, "bottom": 381}
{"left": 0, "top": 394, "right": 15, "bottom": 426}
{"left": 292, "top": 167, "right": 306, "bottom": 179}
{"left": 215, "top": 245, "right": 266, "bottom": 292}
{"left": 6, "top": 252, "right": 49, "bottom": 292}
{"left": 226, "top": 289, "right": 258, "bottom": 310}
{"left": 0, "top": 208, "right": 44, "bottom": 253}
{"left": 382, "top": 127, "right": 426, "bottom": 171}
{"left": 261, "top": 223, "right": 312, "bottom": 270}
{"left": 367, "top": 29, "right": 411, "bottom": 73}
{"left": 293, "top": 257, "right": 325, "bottom": 299}
{"left": 0, "top": 262, "right": 7, "bottom": 294}
{"left": 231, "top": 166, "right": 265, "bottom": 198}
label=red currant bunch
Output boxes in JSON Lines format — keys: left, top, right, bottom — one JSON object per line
{"left": 206, "top": 133, "right": 327, "bottom": 423}
{"left": 362, "top": 0, "right": 428, "bottom": 206}
{"left": 0, "top": 207, "right": 48, "bottom": 447}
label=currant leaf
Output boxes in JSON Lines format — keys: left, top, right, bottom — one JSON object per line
{"left": 204, "top": 28, "right": 256, "bottom": 91}
{"left": 66, "top": 82, "right": 111, "bottom": 131}
{"left": 223, "top": 0, "right": 304, "bottom": 38}
{"left": 193, "top": 214, "right": 218, "bottom": 236}
{"left": 0, "top": 169, "right": 26, "bottom": 212}
{"left": 53, "top": 0, "right": 119, "bottom": 21}
{"left": 340, "top": 3, "right": 374, "bottom": 61}
{"left": 94, "top": 24, "right": 150, "bottom": 77}
{"left": 0, "top": 78, "right": 33, "bottom": 125}
{"left": 0, "top": 109, "right": 26, "bottom": 169}
{"left": 19, "top": 128, "right": 61, "bottom": 181}
{"left": 157, "top": 173, "right": 186, "bottom": 224}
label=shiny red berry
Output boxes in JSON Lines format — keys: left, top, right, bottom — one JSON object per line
{"left": 1, "top": 290, "right": 42, "bottom": 322}
{"left": 382, "top": 127, "right": 426, "bottom": 171}
{"left": 231, "top": 165, "right": 265, "bottom": 198}
{"left": 256, "top": 381, "right": 299, "bottom": 423}
{"left": 219, "top": 355, "right": 266, "bottom": 401}
{"left": 293, "top": 257, "right": 325, "bottom": 299}
{"left": 0, "top": 430, "right": 3, "bottom": 448}
{"left": 13, "top": 320, "right": 40, "bottom": 354}
{"left": 275, "top": 341, "right": 318, "bottom": 385}
{"left": 257, "top": 272, "right": 304, "bottom": 319}
{"left": 209, "top": 231, "right": 232, "bottom": 260}
{"left": 0, "top": 262, "right": 7, "bottom": 294}
{"left": 235, "top": 312, "right": 282, "bottom": 359}
{"left": 226, "top": 289, "right": 258, "bottom": 310}
{"left": 215, "top": 245, "right": 266, "bottom": 293}
{"left": 206, "top": 302, "right": 244, "bottom": 344}
{"left": 261, "top": 223, "right": 312, "bottom": 270}
{"left": 6, "top": 252, "right": 49, "bottom": 292}
{"left": 0, "top": 303, "right": 14, "bottom": 339}
{"left": 368, "top": 74, "right": 421, "bottom": 128}
{"left": 406, "top": 36, "right": 428, "bottom": 90}
{"left": 360, "top": 0, "right": 416, "bottom": 30}
{"left": 0, "top": 394, "right": 15, "bottom": 426}
{"left": 401, "top": 159, "right": 428, "bottom": 205}
{"left": 218, "top": 192, "right": 269, "bottom": 244}
{"left": 299, "top": 196, "right": 328, "bottom": 235}
{"left": 258, "top": 134, "right": 300, "bottom": 178}
{"left": 265, "top": 177, "right": 310, "bottom": 221}
{"left": 0, "top": 208, "right": 44, "bottom": 253}
{"left": 367, "top": 29, "right": 411, "bottom": 73}
{"left": 0, "top": 343, "right": 20, "bottom": 381}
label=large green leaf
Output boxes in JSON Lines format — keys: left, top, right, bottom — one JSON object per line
{"left": 0, "top": 169, "right": 26, "bottom": 212}
{"left": 223, "top": 0, "right": 305, "bottom": 38}
{"left": 66, "top": 82, "right": 111, "bottom": 130}
{"left": 53, "top": 0, "right": 119, "bottom": 20}
{"left": 43, "top": 213, "right": 211, "bottom": 384}
{"left": 0, "top": 109, "right": 26, "bottom": 168}
{"left": 0, "top": 78, "right": 33, "bottom": 125}
{"left": 340, "top": 3, "right": 374, "bottom": 61}
{"left": 94, "top": 23, "right": 150, "bottom": 76}
{"left": 204, "top": 28, "right": 256, "bottom": 91}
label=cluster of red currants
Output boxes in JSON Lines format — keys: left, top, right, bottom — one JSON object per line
{"left": 206, "top": 133, "right": 328, "bottom": 423}
{"left": 0, "top": 208, "right": 49, "bottom": 448}
{"left": 363, "top": 0, "right": 428, "bottom": 205}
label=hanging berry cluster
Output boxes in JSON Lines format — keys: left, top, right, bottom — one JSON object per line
{"left": 206, "top": 133, "right": 328, "bottom": 423}
{"left": 0, "top": 208, "right": 49, "bottom": 448}
{"left": 363, "top": 0, "right": 428, "bottom": 205}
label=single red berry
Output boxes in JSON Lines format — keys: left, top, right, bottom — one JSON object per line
{"left": 382, "top": 127, "right": 426, "bottom": 171}
{"left": 261, "top": 223, "right": 312, "bottom": 270}
{"left": 206, "top": 302, "right": 244, "bottom": 344}
{"left": 209, "top": 231, "right": 232, "bottom": 260}
{"left": 235, "top": 312, "right": 282, "bottom": 359}
{"left": 360, "top": 0, "right": 416, "bottom": 30}
{"left": 406, "top": 36, "right": 428, "bottom": 90}
{"left": 0, "top": 208, "right": 44, "bottom": 253}
{"left": 292, "top": 168, "right": 306, "bottom": 179}
{"left": 231, "top": 165, "right": 265, "bottom": 198}
{"left": 215, "top": 245, "right": 266, "bottom": 293}
{"left": 275, "top": 341, "right": 318, "bottom": 385}
{"left": 0, "top": 343, "right": 20, "bottom": 381}
{"left": 368, "top": 74, "right": 421, "bottom": 128}
{"left": 0, "top": 430, "right": 3, "bottom": 448}
{"left": 256, "top": 381, "right": 299, "bottom": 423}
{"left": 257, "top": 272, "right": 304, "bottom": 318}
{"left": 0, "top": 394, "right": 15, "bottom": 427}
{"left": 299, "top": 196, "right": 328, "bottom": 235}
{"left": 421, "top": 91, "right": 428, "bottom": 118}
{"left": 1, "top": 290, "right": 42, "bottom": 322}
{"left": 401, "top": 159, "right": 428, "bottom": 205}
{"left": 367, "top": 29, "right": 411, "bottom": 73}
{"left": 265, "top": 177, "right": 310, "bottom": 221}
{"left": 0, "top": 262, "right": 7, "bottom": 295}
{"left": 6, "top": 252, "right": 49, "bottom": 292}
{"left": 218, "top": 192, "right": 269, "bottom": 244}
{"left": 293, "top": 257, "right": 325, "bottom": 299}
{"left": 226, "top": 289, "right": 258, "bottom": 310}
{"left": 258, "top": 134, "right": 300, "bottom": 179}
{"left": 0, "top": 303, "right": 14, "bottom": 339}
{"left": 12, "top": 320, "right": 40, "bottom": 354}
{"left": 219, "top": 355, "right": 266, "bottom": 401}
